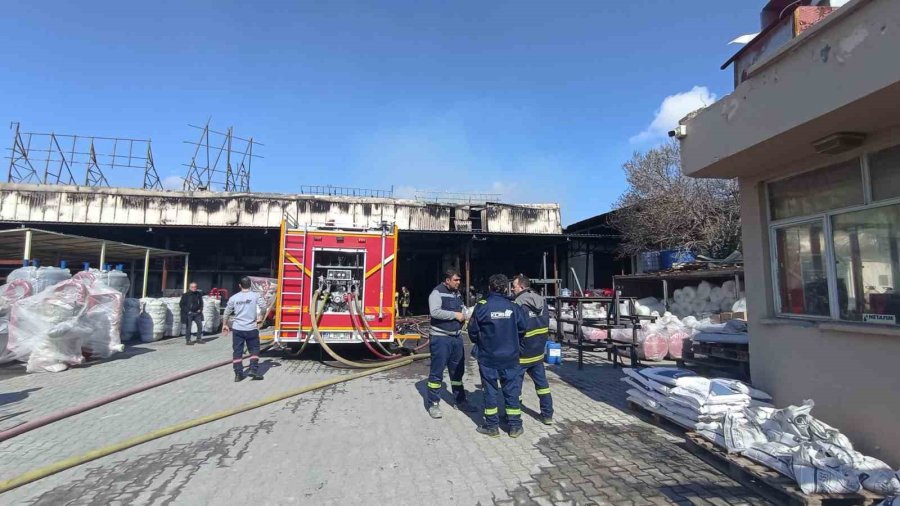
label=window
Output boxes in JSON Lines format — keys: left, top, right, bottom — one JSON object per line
{"left": 768, "top": 159, "right": 863, "bottom": 220}
{"left": 832, "top": 204, "right": 900, "bottom": 324}
{"left": 869, "top": 144, "right": 900, "bottom": 202}
{"left": 775, "top": 222, "right": 830, "bottom": 316}
{"left": 768, "top": 145, "right": 900, "bottom": 326}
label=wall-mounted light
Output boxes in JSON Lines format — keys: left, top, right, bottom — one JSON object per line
{"left": 812, "top": 132, "right": 866, "bottom": 155}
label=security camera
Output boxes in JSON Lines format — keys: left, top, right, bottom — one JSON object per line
{"left": 668, "top": 125, "right": 687, "bottom": 139}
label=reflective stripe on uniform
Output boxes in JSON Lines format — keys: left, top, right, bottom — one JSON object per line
{"left": 477, "top": 299, "right": 487, "bottom": 304}
{"left": 536, "top": 387, "right": 551, "bottom": 395}
{"left": 484, "top": 407, "right": 498, "bottom": 415}
{"left": 450, "top": 380, "right": 463, "bottom": 386}
{"left": 519, "top": 354, "right": 544, "bottom": 365}
{"left": 427, "top": 381, "right": 442, "bottom": 389}
{"left": 505, "top": 408, "right": 522, "bottom": 416}
{"left": 524, "top": 327, "right": 549, "bottom": 338}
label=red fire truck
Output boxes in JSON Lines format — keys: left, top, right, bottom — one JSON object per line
{"left": 273, "top": 220, "right": 398, "bottom": 352}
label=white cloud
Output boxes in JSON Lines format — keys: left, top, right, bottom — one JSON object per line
{"left": 630, "top": 86, "right": 717, "bottom": 144}
{"left": 162, "top": 175, "right": 184, "bottom": 190}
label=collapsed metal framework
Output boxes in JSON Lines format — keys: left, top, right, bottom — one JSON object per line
{"left": 182, "top": 121, "right": 262, "bottom": 192}
{"left": 5, "top": 122, "right": 162, "bottom": 190}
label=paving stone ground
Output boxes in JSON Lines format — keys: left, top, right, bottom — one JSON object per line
{"left": 0, "top": 335, "right": 771, "bottom": 505}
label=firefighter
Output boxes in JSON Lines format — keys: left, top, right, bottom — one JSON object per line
{"left": 425, "top": 269, "right": 474, "bottom": 418}
{"left": 179, "top": 282, "right": 205, "bottom": 346}
{"left": 400, "top": 286, "right": 411, "bottom": 317}
{"left": 223, "top": 277, "right": 267, "bottom": 382}
{"left": 468, "top": 274, "right": 528, "bottom": 438}
{"left": 511, "top": 274, "right": 554, "bottom": 425}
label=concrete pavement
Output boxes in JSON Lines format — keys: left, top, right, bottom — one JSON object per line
{"left": 0, "top": 335, "right": 770, "bottom": 505}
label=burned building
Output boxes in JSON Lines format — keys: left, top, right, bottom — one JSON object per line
{"left": 0, "top": 183, "right": 573, "bottom": 311}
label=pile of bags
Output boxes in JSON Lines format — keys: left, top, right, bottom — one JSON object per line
{"left": 624, "top": 367, "right": 770, "bottom": 431}
{"left": 670, "top": 280, "right": 745, "bottom": 319}
{"left": 624, "top": 367, "right": 900, "bottom": 497}
{"left": 7, "top": 266, "right": 72, "bottom": 295}
{"left": 0, "top": 279, "right": 35, "bottom": 362}
{"left": 121, "top": 298, "right": 141, "bottom": 341}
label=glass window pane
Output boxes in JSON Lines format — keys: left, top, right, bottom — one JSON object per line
{"left": 832, "top": 203, "right": 900, "bottom": 325}
{"left": 775, "top": 221, "right": 830, "bottom": 316}
{"left": 769, "top": 159, "right": 863, "bottom": 220}
{"left": 869, "top": 144, "right": 900, "bottom": 202}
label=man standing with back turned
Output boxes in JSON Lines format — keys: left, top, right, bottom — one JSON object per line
{"left": 223, "top": 277, "right": 266, "bottom": 382}
{"left": 469, "top": 274, "right": 528, "bottom": 437}
{"left": 425, "top": 269, "right": 473, "bottom": 419}
{"left": 179, "top": 282, "right": 204, "bottom": 346}
{"left": 512, "top": 274, "right": 554, "bottom": 425}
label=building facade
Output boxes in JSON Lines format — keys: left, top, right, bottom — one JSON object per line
{"left": 679, "top": 0, "right": 900, "bottom": 465}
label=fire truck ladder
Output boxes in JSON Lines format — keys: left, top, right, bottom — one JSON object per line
{"left": 275, "top": 221, "right": 308, "bottom": 341}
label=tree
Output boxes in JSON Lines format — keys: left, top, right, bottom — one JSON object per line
{"left": 608, "top": 141, "right": 741, "bottom": 259}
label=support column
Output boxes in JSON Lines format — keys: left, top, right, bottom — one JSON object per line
{"left": 99, "top": 240, "right": 107, "bottom": 270}
{"left": 161, "top": 258, "right": 169, "bottom": 293}
{"left": 23, "top": 229, "right": 33, "bottom": 263}
{"left": 142, "top": 248, "right": 150, "bottom": 298}
{"left": 183, "top": 254, "right": 190, "bottom": 293}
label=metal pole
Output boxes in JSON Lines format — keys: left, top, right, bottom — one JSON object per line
{"left": 183, "top": 255, "right": 190, "bottom": 293}
{"left": 161, "top": 258, "right": 169, "bottom": 292}
{"left": 542, "top": 251, "right": 548, "bottom": 297}
{"left": 129, "top": 261, "right": 136, "bottom": 297}
{"left": 142, "top": 248, "right": 150, "bottom": 298}
{"left": 99, "top": 241, "right": 107, "bottom": 270}
{"left": 465, "top": 240, "right": 471, "bottom": 306}
{"left": 23, "top": 229, "right": 33, "bottom": 262}
{"left": 378, "top": 225, "right": 386, "bottom": 319}
{"left": 553, "top": 245, "right": 559, "bottom": 296}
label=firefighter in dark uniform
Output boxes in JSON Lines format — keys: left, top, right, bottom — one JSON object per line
{"left": 400, "top": 286, "right": 411, "bottom": 317}
{"left": 425, "top": 269, "right": 474, "bottom": 419}
{"left": 468, "top": 274, "right": 528, "bottom": 438}
{"left": 511, "top": 274, "right": 554, "bottom": 425}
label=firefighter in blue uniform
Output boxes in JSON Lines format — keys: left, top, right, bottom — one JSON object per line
{"left": 468, "top": 274, "right": 528, "bottom": 438}
{"left": 511, "top": 274, "right": 554, "bottom": 425}
{"left": 425, "top": 269, "right": 474, "bottom": 419}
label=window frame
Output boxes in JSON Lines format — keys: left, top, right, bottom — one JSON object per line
{"left": 766, "top": 151, "right": 900, "bottom": 325}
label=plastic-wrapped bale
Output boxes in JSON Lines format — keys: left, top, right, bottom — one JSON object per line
{"left": 139, "top": 298, "right": 167, "bottom": 342}
{"left": 96, "top": 270, "right": 130, "bottom": 296}
{"left": 80, "top": 284, "right": 125, "bottom": 359}
{"left": 611, "top": 326, "right": 668, "bottom": 361}
{"left": 161, "top": 297, "right": 184, "bottom": 337}
{"left": 121, "top": 298, "right": 140, "bottom": 341}
{"left": 8, "top": 279, "right": 90, "bottom": 373}
{"left": 666, "top": 327, "right": 692, "bottom": 360}
{"left": 7, "top": 266, "right": 72, "bottom": 295}
{"left": 248, "top": 276, "right": 277, "bottom": 319}
{"left": 202, "top": 296, "right": 221, "bottom": 334}
{"left": 0, "top": 279, "right": 35, "bottom": 363}
{"left": 582, "top": 326, "right": 606, "bottom": 341}
{"left": 696, "top": 281, "right": 713, "bottom": 301}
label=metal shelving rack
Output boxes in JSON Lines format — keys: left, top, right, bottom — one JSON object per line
{"left": 551, "top": 294, "right": 656, "bottom": 370}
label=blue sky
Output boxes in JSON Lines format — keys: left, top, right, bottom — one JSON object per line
{"left": 0, "top": 1, "right": 763, "bottom": 225}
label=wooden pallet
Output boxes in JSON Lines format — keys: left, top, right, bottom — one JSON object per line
{"left": 683, "top": 433, "right": 884, "bottom": 506}
{"left": 626, "top": 400, "right": 694, "bottom": 433}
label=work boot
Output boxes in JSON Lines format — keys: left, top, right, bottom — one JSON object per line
{"left": 509, "top": 426, "right": 524, "bottom": 438}
{"left": 196, "top": 338, "right": 205, "bottom": 344}
{"left": 476, "top": 426, "right": 500, "bottom": 438}
{"left": 427, "top": 404, "right": 443, "bottom": 419}
{"left": 541, "top": 416, "right": 554, "bottom": 426}
{"left": 249, "top": 372, "right": 264, "bottom": 381}
{"left": 455, "top": 400, "right": 477, "bottom": 413}
{"left": 234, "top": 373, "right": 245, "bottom": 382}
{"left": 186, "top": 340, "right": 194, "bottom": 346}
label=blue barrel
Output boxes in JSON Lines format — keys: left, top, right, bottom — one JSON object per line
{"left": 544, "top": 341, "right": 562, "bottom": 365}
{"left": 59, "top": 260, "right": 67, "bottom": 269}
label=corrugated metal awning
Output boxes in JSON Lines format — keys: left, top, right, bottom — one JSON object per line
{"left": 0, "top": 228, "right": 187, "bottom": 262}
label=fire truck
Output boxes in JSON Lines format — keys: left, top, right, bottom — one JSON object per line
{"left": 273, "top": 220, "right": 398, "bottom": 353}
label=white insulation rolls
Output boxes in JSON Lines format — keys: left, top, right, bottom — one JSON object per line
{"left": 139, "top": 298, "right": 167, "bottom": 342}
{"left": 202, "top": 296, "right": 221, "bottom": 334}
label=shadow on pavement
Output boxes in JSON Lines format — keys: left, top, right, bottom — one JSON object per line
{"left": 0, "top": 387, "right": 41, "bottom": 407}
{"left": 413, "top": 379, "right": 484, "bottom": 427}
